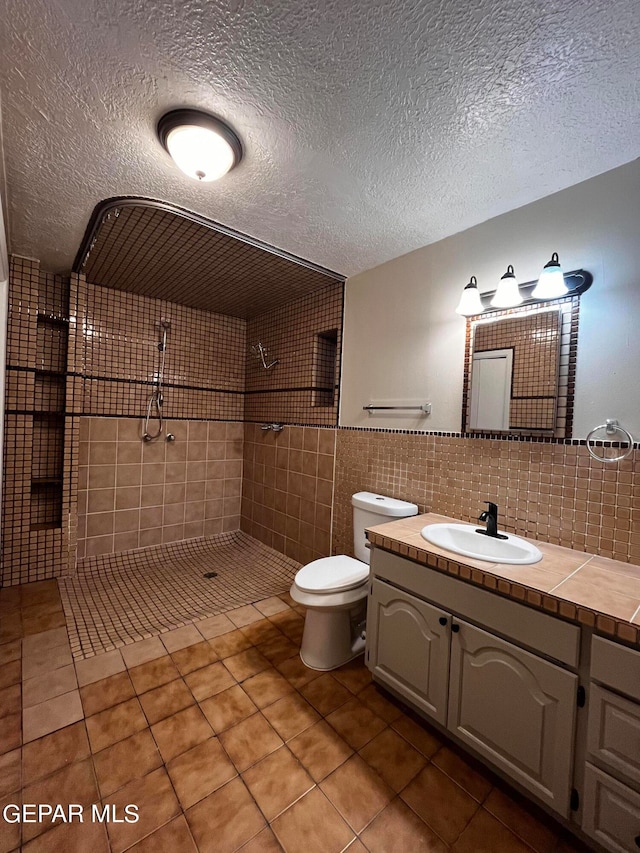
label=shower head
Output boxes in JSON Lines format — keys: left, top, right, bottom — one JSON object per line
{"left": 159, "top": 318, "right": 171, "bottom": 329}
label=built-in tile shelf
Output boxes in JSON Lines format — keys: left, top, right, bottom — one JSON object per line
{"left": 30, "top": 311, "right": 69, "bottom": 531}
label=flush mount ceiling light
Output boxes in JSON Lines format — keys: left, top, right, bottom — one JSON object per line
{"left": 157, "top": 109, "right": 243, "bottom": 182}
{"left": 532, "top": 252, "right": 568, "bottom": 299}
{"left": 455, "top": 276, "right": 484, "bottom": 316}
{"left": 491, "top": 264, "right": 523, "bottom": 308}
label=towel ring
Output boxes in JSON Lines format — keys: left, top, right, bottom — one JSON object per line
{"left": 586, "top": 419, "right": 634, "bottom": 463}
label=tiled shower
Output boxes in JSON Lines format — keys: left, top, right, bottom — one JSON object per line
{"left": 1, "top": 252, "right": 344, "bottom": 596}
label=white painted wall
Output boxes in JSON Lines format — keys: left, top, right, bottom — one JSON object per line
{"left": 340, "top": 160, "right": 640, "bottom": 439}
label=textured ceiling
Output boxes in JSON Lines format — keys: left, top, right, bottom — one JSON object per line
{"left": 0, "top": 0, "right": 639, "bottom": 278}
{"left": 78, "top": 200, "right": 343, "bottom": 318}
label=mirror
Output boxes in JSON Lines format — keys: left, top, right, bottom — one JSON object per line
{"left": 462, "top": 301, "right": 577, "bottom": 437}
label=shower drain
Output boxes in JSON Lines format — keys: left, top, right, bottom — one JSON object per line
{"left": 203, "top": 571, "right": 218, "bottom": 579}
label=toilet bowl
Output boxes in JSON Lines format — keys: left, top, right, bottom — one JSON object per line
{"left": 290, "top": 492, "right": 418, "bottom": 670}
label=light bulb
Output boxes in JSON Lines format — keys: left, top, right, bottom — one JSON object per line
{"left": 165, "top": 125, "right": 236, "bottom": 182}
{"left": 532, "top": 253, "right": 568, "bottom": 299}
{"left": 455, "top": 276, "right": 484, "bottom": 316}
{"left": 491, "top": 265, "right": 522, "bottom": 308}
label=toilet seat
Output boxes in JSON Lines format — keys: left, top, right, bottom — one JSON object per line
{"left": 294, "top": 555, "right": 368, "bottom": 595}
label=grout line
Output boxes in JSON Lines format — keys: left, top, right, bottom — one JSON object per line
{"left": 547, "top": 555, "right": 594, "bottom": 593}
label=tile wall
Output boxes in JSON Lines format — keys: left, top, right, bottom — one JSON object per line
{"left": 6, "top": 253, "right": 638, "bottom": 588}
{"left": 240, "top": 424, "right": 335, "bottom": 565}
{"left": 245, "top": 285, "right": 343, "bottom": 426}
{"left": 2, "top": 257, "right": 78, "bottom": 586}
{"left": 68, "top": 277, "right": 246, "bottom": 421}
{"left": 77, "top": 418, "right": 243, "bottom": 559}
{"left": 71, "top": 276, "right": 247, "bottom": 561}
{"left": 2, "top": 257, "right": 345, "bottom": 582}
{"left": 333, "top": 429, "right": 640, "bottom": 564}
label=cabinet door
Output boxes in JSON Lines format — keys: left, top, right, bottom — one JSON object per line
{"left": 447, "top": 620, "right": 577, "bottom": 816}
{"left": 582, "top": 763, "right": 640, "bottom": 853}
{"left": 367, "top": 579, "right": 450, "bottom": 725}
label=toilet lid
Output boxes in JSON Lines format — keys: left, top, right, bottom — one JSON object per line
{"left": 295, "top": 556, "right": 369, "bottom": 594}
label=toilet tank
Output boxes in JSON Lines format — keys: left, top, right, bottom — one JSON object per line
{"left": 351, "top": 491, "right": 418, "bottom": 564}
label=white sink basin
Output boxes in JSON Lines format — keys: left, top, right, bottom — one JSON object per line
{"left": 420, "top": 523, "right": 542, "bottom": 565}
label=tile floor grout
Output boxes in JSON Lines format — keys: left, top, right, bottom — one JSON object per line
{"left": 1, "top": 579, "right": 589, "bottom": 853}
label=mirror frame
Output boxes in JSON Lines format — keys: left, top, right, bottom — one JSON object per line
{"left": 461, "top": 295, "right": 581, "bottom": 439}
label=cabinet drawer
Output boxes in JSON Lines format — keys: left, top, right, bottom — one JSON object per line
{"left": 587, "top": 684, "right": 640, "bottom": 787}
{"left": 591, "top": 636, "right": 640, "bottom": 703}
{"left": 582, "top": 763, "right": 640, "bottom": 853}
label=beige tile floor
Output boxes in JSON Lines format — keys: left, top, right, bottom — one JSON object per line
{"left": 0, "top": 580, "right": 591, "bottom": 852}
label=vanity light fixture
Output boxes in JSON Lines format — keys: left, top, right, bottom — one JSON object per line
{"left": 532, "top": 252, "right": 568, "bottom": 299}
{"left": 455, "top": 276, "right": 484, "bottom": 316}
{"left": 157, "top": 109, "right": 243, "bottom": 182}
{"left": 455, "top": 252, "right": 593, "bottom": 317}
{"left": 491, "top": 264, "right": 523, "bottom": 308}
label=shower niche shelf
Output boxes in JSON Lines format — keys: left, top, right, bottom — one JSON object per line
{"left": 312, "top": 328, "right": 338, "bottom": 407}
{"left": 30, "top": 312, "right": 69, "bottom": 531}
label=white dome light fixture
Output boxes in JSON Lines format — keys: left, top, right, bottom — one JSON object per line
{"left": 158, "top": 109, "right": 243, "bottom": 182}
{"left": 532, "top": 252, "right": 568, "bottom": 299}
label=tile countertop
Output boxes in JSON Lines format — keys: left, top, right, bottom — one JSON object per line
{"left": 366, "top": 513, "right": 640, "bottom": 649}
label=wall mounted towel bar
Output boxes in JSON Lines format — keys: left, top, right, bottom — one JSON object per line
{"left": 363, "top": 403, "right": 432, "bottom": 414}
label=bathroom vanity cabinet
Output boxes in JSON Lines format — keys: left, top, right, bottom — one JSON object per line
{"left": 366, "top": 549, "right": 580, "bottom": 816}
{"left": 365, "top": 513, "right": 640, "bottom": 851}
{"left": 366, "top": 542, "right": 640, "bottom": 851}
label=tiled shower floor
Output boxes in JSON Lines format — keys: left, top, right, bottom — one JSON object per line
{"left": 60, "top": 532, "right": 300, "bottom": 659}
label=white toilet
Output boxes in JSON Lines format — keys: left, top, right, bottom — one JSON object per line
{"left": 290, "top": 491, "right": 418, "bottom": 670}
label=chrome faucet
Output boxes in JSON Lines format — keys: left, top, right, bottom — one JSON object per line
{"left": 476, "top": 502, "right": 508, "bottom": 539}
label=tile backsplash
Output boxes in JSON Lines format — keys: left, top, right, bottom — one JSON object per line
{"left": 333, "top": 429, "right": 639, "bottom": 564}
